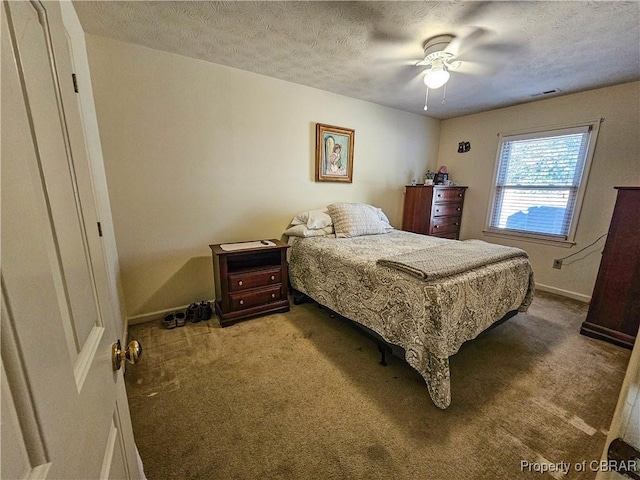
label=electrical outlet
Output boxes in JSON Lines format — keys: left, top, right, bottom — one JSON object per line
{"left": 553, "top": 259, "right": 562, "bottom": 269}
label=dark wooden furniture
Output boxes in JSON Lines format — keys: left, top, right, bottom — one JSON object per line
{"left": 402, "top": 185, "right": 468, "bottom": 239}
{"left": 210, "top": 240, "right": 290, "bottom": 327}
{"left": 580, "top": 187, "right": 640, "bottom": 348}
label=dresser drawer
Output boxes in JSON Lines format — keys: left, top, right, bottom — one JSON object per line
{"left": 433, "top": 188, "right": 466, "bottom": 202}
{"left": 432, "top": 202, "right": 463, "bottom": 217}
{"left": 230, "top": 285, "right": 282, "bottom": 310}
{"left": 228, "top": 267, "right": 281, "bottom": 292}
{"left": 430, "top": 216, "right": 461, "bottom": 235}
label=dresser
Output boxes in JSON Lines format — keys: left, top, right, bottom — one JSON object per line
{"left": 580, "top": 187, "right": 640, "bottom": 348}
{"left": 210, "top": 240, "right": 290, "bottom": 327}
{"left": 402, "top": 185, "right": 468, "bottom": 239}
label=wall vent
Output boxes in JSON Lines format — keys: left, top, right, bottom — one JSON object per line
{"left": 531, "top": 89, "right": 561, "bottom": 98}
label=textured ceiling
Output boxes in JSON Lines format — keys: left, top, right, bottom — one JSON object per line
{"left": 73, "top": 1, "right": 640, "bottom": 119}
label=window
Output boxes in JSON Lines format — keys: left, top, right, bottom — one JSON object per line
{"left": 487, "top": 122, "right": 600, "bottom": 243}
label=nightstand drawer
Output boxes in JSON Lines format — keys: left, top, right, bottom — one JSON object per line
{"left": 433, "top": 188, "right": 466, "bottom": 202}
{"left": 430, "top": 216, "right": 461, "bottom": 235}
{"left": 230, "top": 285, "right": 282, "bottom": 310}
{"left": 432, "top": 203, "right": 463, "bottom": 217}
{"left": 228, "top": 267, "right": 281, "bottom": 292}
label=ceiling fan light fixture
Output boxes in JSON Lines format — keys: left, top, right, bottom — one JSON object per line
{"left": 424, "top": 67, "right": 450, "bottom": 89}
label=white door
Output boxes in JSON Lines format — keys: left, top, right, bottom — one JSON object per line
{"left": 597, "top": 339, "right": 640, "bottom": 480}
{"left": 1, "top": 1, "right": 140, "bottom": 478}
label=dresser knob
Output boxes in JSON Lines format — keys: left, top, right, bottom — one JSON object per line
{"left": 457, "top": 207, "right": 461, "bottom": 211}
{"left": 434, "top": 225, "right": 440, "bottom": 228}
{"left": 455, "top": 223, "right": 460, "bottom": 226}
{"left": 270, "top": 275, "right": 275, "bottom": 281}
{"left": 238, "top": 280, "right": 243, "bottom": 286}
{"left": 458, "top": 193, "right": 463, "bottom": 197}
{"left": 271, "top": 293, "right": 276, "bottom": 299}
{"left": 437, "top": 194, "right": 442, "bottom": 198}
{"left": 436, "top": 209, "right": 440, "bottom": 213}
{"left": 239, "top": 300, "right": 244, "bottom": 305}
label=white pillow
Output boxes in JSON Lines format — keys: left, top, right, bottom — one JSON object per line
{"left": 376, "top": 208, "right": 392, "bottom": 228}
{"left": 327, "top": 203, "right": 392, "bottom": 238}
{"left": 290, "top": 209, "right": 332, "bottom": 229}
{"left": 284, "top": 224, "right": 334, "bottom": 237}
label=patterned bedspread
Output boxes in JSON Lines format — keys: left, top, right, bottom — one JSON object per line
{"left": 288, "top": 230, "right": 535, "bottom": 409}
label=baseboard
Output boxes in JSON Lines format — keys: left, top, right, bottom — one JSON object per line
{"left": 128, "top": 300, "right": 215, "bottom": 325}
{"left": 128, "top": 306, "right": 181, "bottom": 325}
{"left": 128, "top": 305, "right": 184, "bottom": 325}
{"left": 535, "top": 283, "right": 591, "bottom": 303}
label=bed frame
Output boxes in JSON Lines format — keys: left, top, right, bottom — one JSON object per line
{"left": 294, "top": 289, "right": 518, "bottom": 367}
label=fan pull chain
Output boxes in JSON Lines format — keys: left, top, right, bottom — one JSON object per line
{"left": 442, "top": 82, "right": 447, "bottom": 104}
{"left": 423, "top": 87, "right": 429, "bottom": 111}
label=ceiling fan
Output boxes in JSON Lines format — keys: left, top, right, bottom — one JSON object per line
{"left": 416, "top": 34, "right": 462, "bottom": 89}
{"left": 415, "top": 28, "right": 490, "bottom": 110}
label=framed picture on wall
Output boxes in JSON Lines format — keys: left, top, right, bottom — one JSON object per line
{"left": 315, "top": 123, "right": 355, "bottom": 183}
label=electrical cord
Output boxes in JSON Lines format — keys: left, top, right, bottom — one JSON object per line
{"left": 556, "top": 233, "right": 608, "bottom": 261}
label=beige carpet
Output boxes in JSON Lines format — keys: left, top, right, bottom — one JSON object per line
{"left": 126, "top": 291, "right": 630, "bottom": 479}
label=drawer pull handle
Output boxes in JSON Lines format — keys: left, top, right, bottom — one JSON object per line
{"left": 437, "top": 194, "right": 442, "bottom": 197}
{"left": 455, "top": 223, "right": 460, "bottom": 226}
{"left": 239, "top": 300, "right": 244, "bottom": 305}
{"left": 458, "top": 193, "right": 463, "bottom": 197}
{"left": 270, "top": 275, "right": 275, "bottom": 281}
{"left": 271, "top": 293, "right": 276, "bottom": 299}
{"left": 457, "top": 207, "right": 461, "bottom": 211}
{"left": 434, "top": 225, "right": 440, "bottom": 228}
{"left": 238, "top": 280, "right": 243, "bottom": 286}
{"left": 436, "top": 209, "right": 440, "bottom": 213}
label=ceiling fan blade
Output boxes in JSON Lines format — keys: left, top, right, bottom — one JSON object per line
{"left": 404, "top": 70, "right": 427, "bottom": 91}
{"left": 454, "top": 61, "right": 495, "bottom": 76}
{"left": 444, "top": 26, "right": 491, "bottom": 57}
{"left": 379, "top": 62, "right": 425, "bottom": 87}
{"left": 456, "top": 41, "right": 525, "bottom": 72}
{"left": 443, "top": 36, "right": 463, "bottom": 57}
{"left": 370, "top": 27, "right": 413, "bottom": 44}
{"left": 472, "top": 41, "right": 525, "bottom": 56}
{"left": 415, "top": 59, "right": 431, "bottom": 66}
{"left": 336, "top": 2, "right": 415, "bottom": 45}
{"left": 455, "top": 1, "right": 494, "bottom": 23}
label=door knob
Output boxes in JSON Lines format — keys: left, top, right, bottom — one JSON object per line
{"left": 112, "top": 339, "right": 142, "bottom": 371}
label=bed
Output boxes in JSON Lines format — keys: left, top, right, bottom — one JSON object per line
{"left": 286, "top": 203, "right": 535, "bottom": 409}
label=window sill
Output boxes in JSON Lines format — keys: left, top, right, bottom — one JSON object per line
{"left": 482, "top": 230, "right": 576, "bottom": 248}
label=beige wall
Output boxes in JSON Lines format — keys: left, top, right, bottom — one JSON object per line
{"left": 85, "top": 35, "right": 440, "bottom": 321}
{"left": 437, "top": 82, "right": 640, "bottom": 301}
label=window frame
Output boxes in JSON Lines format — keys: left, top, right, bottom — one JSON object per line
{"left": 484, "top": 120, "right": 601, "bottom": 247}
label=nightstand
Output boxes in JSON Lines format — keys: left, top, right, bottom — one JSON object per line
{"left": 210, "top": 239, "right": 290, "bottom": 327}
